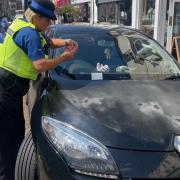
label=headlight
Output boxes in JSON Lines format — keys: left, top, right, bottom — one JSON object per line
{"left": 42, "top": 116, "right": 119, "bottom": 179}
{"left": 174, "top": 135, "right": 180, "bottom": 154}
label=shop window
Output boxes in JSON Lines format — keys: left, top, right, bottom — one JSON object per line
{"left": 142, "top": 0, "right": 155, "bottom": 37}
{"left": 173, "top": 2, "right": 180, "bottom": 37}
{"left": 98, "top": 3, "right": 115, "bottom": 23}
{"left": 118, "top": 0, "right": 132, "bottom": 26}
{"left": 98, "top": 0, "right": 132, "bottom": 25}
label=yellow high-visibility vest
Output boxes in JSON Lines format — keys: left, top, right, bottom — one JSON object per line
{"left": 0, "top": 18, "right": 47, "bottom": 80}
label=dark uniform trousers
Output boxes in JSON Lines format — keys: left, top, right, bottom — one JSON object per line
{"left": 0, "top": 68, "right": 29, "bottom": 180}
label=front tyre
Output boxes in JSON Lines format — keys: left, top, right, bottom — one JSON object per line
{"left": 15, "top": 132, "right": 38, "bottom": 180}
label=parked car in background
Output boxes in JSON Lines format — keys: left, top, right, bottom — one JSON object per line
{"left": 15, "top": 24, "right": 180, "bottom": 180}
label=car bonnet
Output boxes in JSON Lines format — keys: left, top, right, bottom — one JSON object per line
{"left": 47, "top": 79, "right": 180, "bottom": 151}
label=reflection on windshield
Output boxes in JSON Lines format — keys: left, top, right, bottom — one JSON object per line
{"left": 54, "top": 31, "right": 180, "bottom": 80}
{"left": 116, "top": 33, "right": 180, "bottom": 80}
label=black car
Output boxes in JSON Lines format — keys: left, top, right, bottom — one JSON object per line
{"left": 15, "top": 24, "right": 180, "bottom": 180}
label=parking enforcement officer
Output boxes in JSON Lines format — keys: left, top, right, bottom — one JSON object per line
{"left": 0, "top": 0, "right": 78, "bottom": 179}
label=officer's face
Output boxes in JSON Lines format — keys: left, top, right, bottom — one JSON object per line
{"left": 34, "top": 15, "right": 52, "bottom": 31}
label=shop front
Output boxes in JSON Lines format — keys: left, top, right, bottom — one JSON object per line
{"left": 166, "top": 0, "right": 180, "bottom": 57}
{"left": 71, "top": 0, "right": 91, "bottom": 22}
{"left": 132, "top": 0, "right": 180, "bottom": 60}
{"left": 97, "top": 0, "right": 132, "bottom": 25}
{"left": 131, "top": 0, "right": 179, "bottom": 59}
{"left": 96, "top": 0, "right": 167, "bottom": 42}
{"left": 72, "top": 0, "right": 179, "bottom": 55}
{"left": 131, "top": 0, "right": 168, "bottom": 45}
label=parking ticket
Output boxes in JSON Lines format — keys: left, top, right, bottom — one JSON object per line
{"left": 91, "top": 73, "right": 103, "bottom": 80}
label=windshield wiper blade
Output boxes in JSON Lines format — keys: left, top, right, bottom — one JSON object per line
{"left": 55, "top": 67, "right": 76, "bottom": 79}
{"left": 165, "top": 74, "right": 180, "bottom": 80}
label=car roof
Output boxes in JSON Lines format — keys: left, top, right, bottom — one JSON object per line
{"left": 52, "top": 23, "right": 144, "bottom": 36}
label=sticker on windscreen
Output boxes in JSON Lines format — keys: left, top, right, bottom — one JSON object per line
{"left": 91, "top": 73, "right": 103, "bottom": 80}
{"left": 96, "top": 63, "right": 110, "bottom": 72}
{"left": 98, "top": 40, "right": 115, "bottom": 47}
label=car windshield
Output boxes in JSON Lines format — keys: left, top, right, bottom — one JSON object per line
{"left": 53, "top": 30, "right": 180, "bottom": 80}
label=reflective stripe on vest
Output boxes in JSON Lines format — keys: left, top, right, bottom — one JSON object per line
{"left": 0, "top": 18, "right": 47, "bottom": 80}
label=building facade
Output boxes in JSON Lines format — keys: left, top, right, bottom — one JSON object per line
{"left": 0, "top": 1, "right": 9, "bottom": 17}
{"left": 97, "top": 0, "right": 132, "bottom": 25}
{"left": 0, "top": 0, "right": 22, "bottom": 18}
{"left": 71, "top": 0, "right": 180, "bottom": 52}
{"left": 71, "top": 0, "right": 91, "bottom": 22}
{"left": 131, "top": 0, "right": 180, "bottom": 52}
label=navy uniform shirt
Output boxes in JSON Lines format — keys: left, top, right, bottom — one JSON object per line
{"left": 14, "top": 26, "right": 47, "bottom": 61}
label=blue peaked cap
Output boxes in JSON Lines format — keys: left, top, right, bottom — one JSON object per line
{"left": 29, "top": 0, "right": 57, "bottom": 20}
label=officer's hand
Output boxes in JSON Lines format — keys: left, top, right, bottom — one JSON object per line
{"left": 61, "top": 44, "right": 78, "bottom": 60}
{"left": 65, "top": 39, "right": 79, "bottom": 51}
